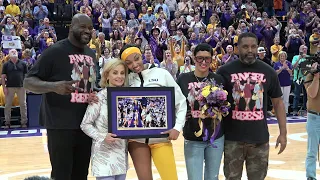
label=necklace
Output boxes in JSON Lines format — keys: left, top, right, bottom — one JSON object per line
{"left": 194, "top": 72, "right": 208, "bottom": 83}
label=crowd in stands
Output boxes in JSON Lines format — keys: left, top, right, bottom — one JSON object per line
{"left": 0, "top": 0, "right": 319, "bottom": 116}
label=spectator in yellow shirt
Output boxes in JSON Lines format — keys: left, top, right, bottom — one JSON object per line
{"left": 309, "top": 28, "right": 320, "bottom": 55}
{"left": 233, "top": 29, "right": 241, "bottom": 55}
{"left": 5, "top": 0, "right": 20, "bottom": 17}
{"left": 270, "top": 37, "right": 283, "bottom": 63}
{"left": 206, "top": 15, "right": 219, "bottom": 32}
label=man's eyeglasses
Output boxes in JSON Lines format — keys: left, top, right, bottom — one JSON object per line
{"left": 195, "top": 56, "right": 212, "bottom": 63}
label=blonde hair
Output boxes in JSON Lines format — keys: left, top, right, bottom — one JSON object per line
{"left": 23, "top": 48, "right": 32, "bottom": 57}
{"left": 99, "top": 58, "right": 128, "bottom": 88}
{"left": 163, "top": 50, "right": 171, "bottom": 62}
{"left": 278, "top": 51, "right": 287, "bottom": 60}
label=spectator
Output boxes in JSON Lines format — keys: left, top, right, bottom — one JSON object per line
{"left": 33, "top": 0, "right": 48, "bottom": 22}
{"left": 22, "top": 48, "right": 36, "bottom": 71}
{"left": 35, "top": 29, "right": 57, "bottom": 55}
{"left": 0, "top": 14, "right": 19, "bottom": 36}
{"left": 169, "top": 36, "right": 186, "bottom": 68}
{"left": 270, "top": 37, "right": 283, "bottom": 63}
{"left": 98, "top": 47, "right": 112, "bottom": 76}
{"left": 292, "top": 45, "right": 308, "bottom": 115}
{"left": 164, "top": 0, "right": 177, "bottom": 21}
{"left": 179, "top": 55, "right": 195, "bottom": 74}
{"left": 20, "top": 29, "right": 35, "bottom": 50}
{"left": 221, "top": 45, "right": 238, "bottom": 65}
{"left": 141, "top": 7, "right": 156, "bottom": 32}
{"left": 285, "top": 28, "right": 305, "bottom": 62}
{"left": 5, "top": 0, "right": 20, "bottom": 18}
{"left": 143, "top": 49, "right": 160, "bottom": 67}
{"left": 273, "top": 51, "right": 293, "bottom": 115}
{"left": 257, "top": 47, "right": 272, "bottom": 66}
{"left": 0, "top": 0, "right": 5, "bottom": 19}
{"left": 126, "top": 2, "right": 138, "bottom": 19}
{"left": 38, "top": 18, "right": 56, "bottom": 35}
{"left": 309, "top": 27, "right": 320, "bottom": 55}
{"left": 98, "top": 8, "right": 112, "bottom": 40}
{"left": 160, "top": 50, "right": 178, "bottom": 80}
{"left": 1, "top": 48, "right": 28, "bottom": 129}
{"left": 154, "top": 0, "right": 170, "bottom": 20}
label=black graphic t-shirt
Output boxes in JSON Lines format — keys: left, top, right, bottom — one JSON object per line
{"left": 27, "top": 39, "right": 96, "bottom": 129}
{"left": 177, "top": 71, "right": 225, "bottom": 141}
{"left": 216, "top": 59, "right": 282, "bottom": 144}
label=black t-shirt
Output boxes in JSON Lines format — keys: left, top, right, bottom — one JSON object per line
{"left": 26, "top": 38, "right": 96, "bottom": 129}
{"left": 2, "top": 60, "right": 27, "bottom": 87}
{"left": 177, "top": 71, "right": 225, "bottom": 141}
{"left": 216, "top": 59, "right": 282, "bottom": 144}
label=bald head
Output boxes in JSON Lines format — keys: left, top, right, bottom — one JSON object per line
{"left": 69, "top": 14, "right": 93, "bottom": 46}
{"left": 71, "top": 14, "right": 92, "bottom": 27}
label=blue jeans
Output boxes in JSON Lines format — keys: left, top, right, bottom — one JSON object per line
{"left": 293, "top": 81, "right": 307, "bottom": 111}
{"left": 306, "top": 113, "right": 320, "bottom": 178}
{"left": 184, "top": 136, "right": 224, "bottom": 180}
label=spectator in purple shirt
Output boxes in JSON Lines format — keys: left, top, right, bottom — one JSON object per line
{"left": 204, "top": 28, "right": 220, "bottom": 49}
{"left": 188, "top": 32, "right": 200, "bottom": 47}
{"left": 142, "top": 27, "right": 161, "bottom": 59}
{"left": 126, "top": 2, "right": 138, "bottom": 19}
{"left": 22, "top": 48, "right": 36, "bottom": 71}
{"left": 221, "top": 45, "right": 238, "bottom": 65}
{"left": 250, "top": 17, "right": 264, "bottom": 44}
{"left": 143, "top": 49, "right": 160, "bottom": 67}
{"left": 292, "top": 14, "right": 306, "bottom": 31}
{"left": 92, "top": 6, "right": 102, "bottom": 30}
{"left": 260, "top": 20, "right": 277, "bottom": 54}
{"left": 273, "top": 51, "right": 293, "bottom": 114}
{"left": 35, "top": 30, "right": 57, "bottom": 55}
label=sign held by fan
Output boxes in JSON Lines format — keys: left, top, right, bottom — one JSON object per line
{"left": 1, "top": 35, "right": 22, "bottom": 49}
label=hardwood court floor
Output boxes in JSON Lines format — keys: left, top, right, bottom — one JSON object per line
{"left": 0, "top": 121, "right": 319, "bottom": 180}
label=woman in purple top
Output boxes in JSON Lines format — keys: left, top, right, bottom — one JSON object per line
{"left": 22, "top": 48, "right": 36, "bottom": 71}
{"left": 273, "top": 51, "right": 293, "bottom": 114}
{"left": 126, "top": 3, "right": 138, "bottom": 19}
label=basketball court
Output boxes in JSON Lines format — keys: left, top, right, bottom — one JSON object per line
{"left": 0, "top": 116, "right": 319, "bottom": 180}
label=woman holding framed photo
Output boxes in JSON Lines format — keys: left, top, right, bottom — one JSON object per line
{"left": 81, "top": 58, "right": 129, "bottom": 180}
{"left": 118, "top": 44, "right": 187, "bottom": 180}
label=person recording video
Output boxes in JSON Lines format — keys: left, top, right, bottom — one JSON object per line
{"left": 304, "top": 62, "right": 320, "bottom": 180}
{"left": 291, "top": 45, "right": 308, "bottom": 116}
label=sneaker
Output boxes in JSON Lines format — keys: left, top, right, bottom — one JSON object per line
{"left": 292, "top": 111, "right": 298, "bottom": 116}
{"left": 3, "top": 124, "right": 10, "bottom": 129}
{"left": 21, "top": 124, "right": 27, "bottom": 128}
{"left": 307, "top": 177, "right": 316, "bottom": 180}
{"left": 267, "top": 111, "right": 274, "bottom": 117}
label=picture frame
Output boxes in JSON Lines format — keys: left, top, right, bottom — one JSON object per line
{"left": 107, "top": 87, "right": 175, "bottom": 139}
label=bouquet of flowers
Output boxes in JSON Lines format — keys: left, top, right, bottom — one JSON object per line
{"left": 194, "top": 79, "right": 231, "bottom": 147}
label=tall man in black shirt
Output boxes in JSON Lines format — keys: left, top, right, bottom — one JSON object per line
{"left": 24, "top": 14, "right": 97, "bottom": 180}
{"left": 216, "top": 33, "right": 287, "bottom": 179}
{"left": 1, "top": 49, "right": 28, "bottom": 128}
